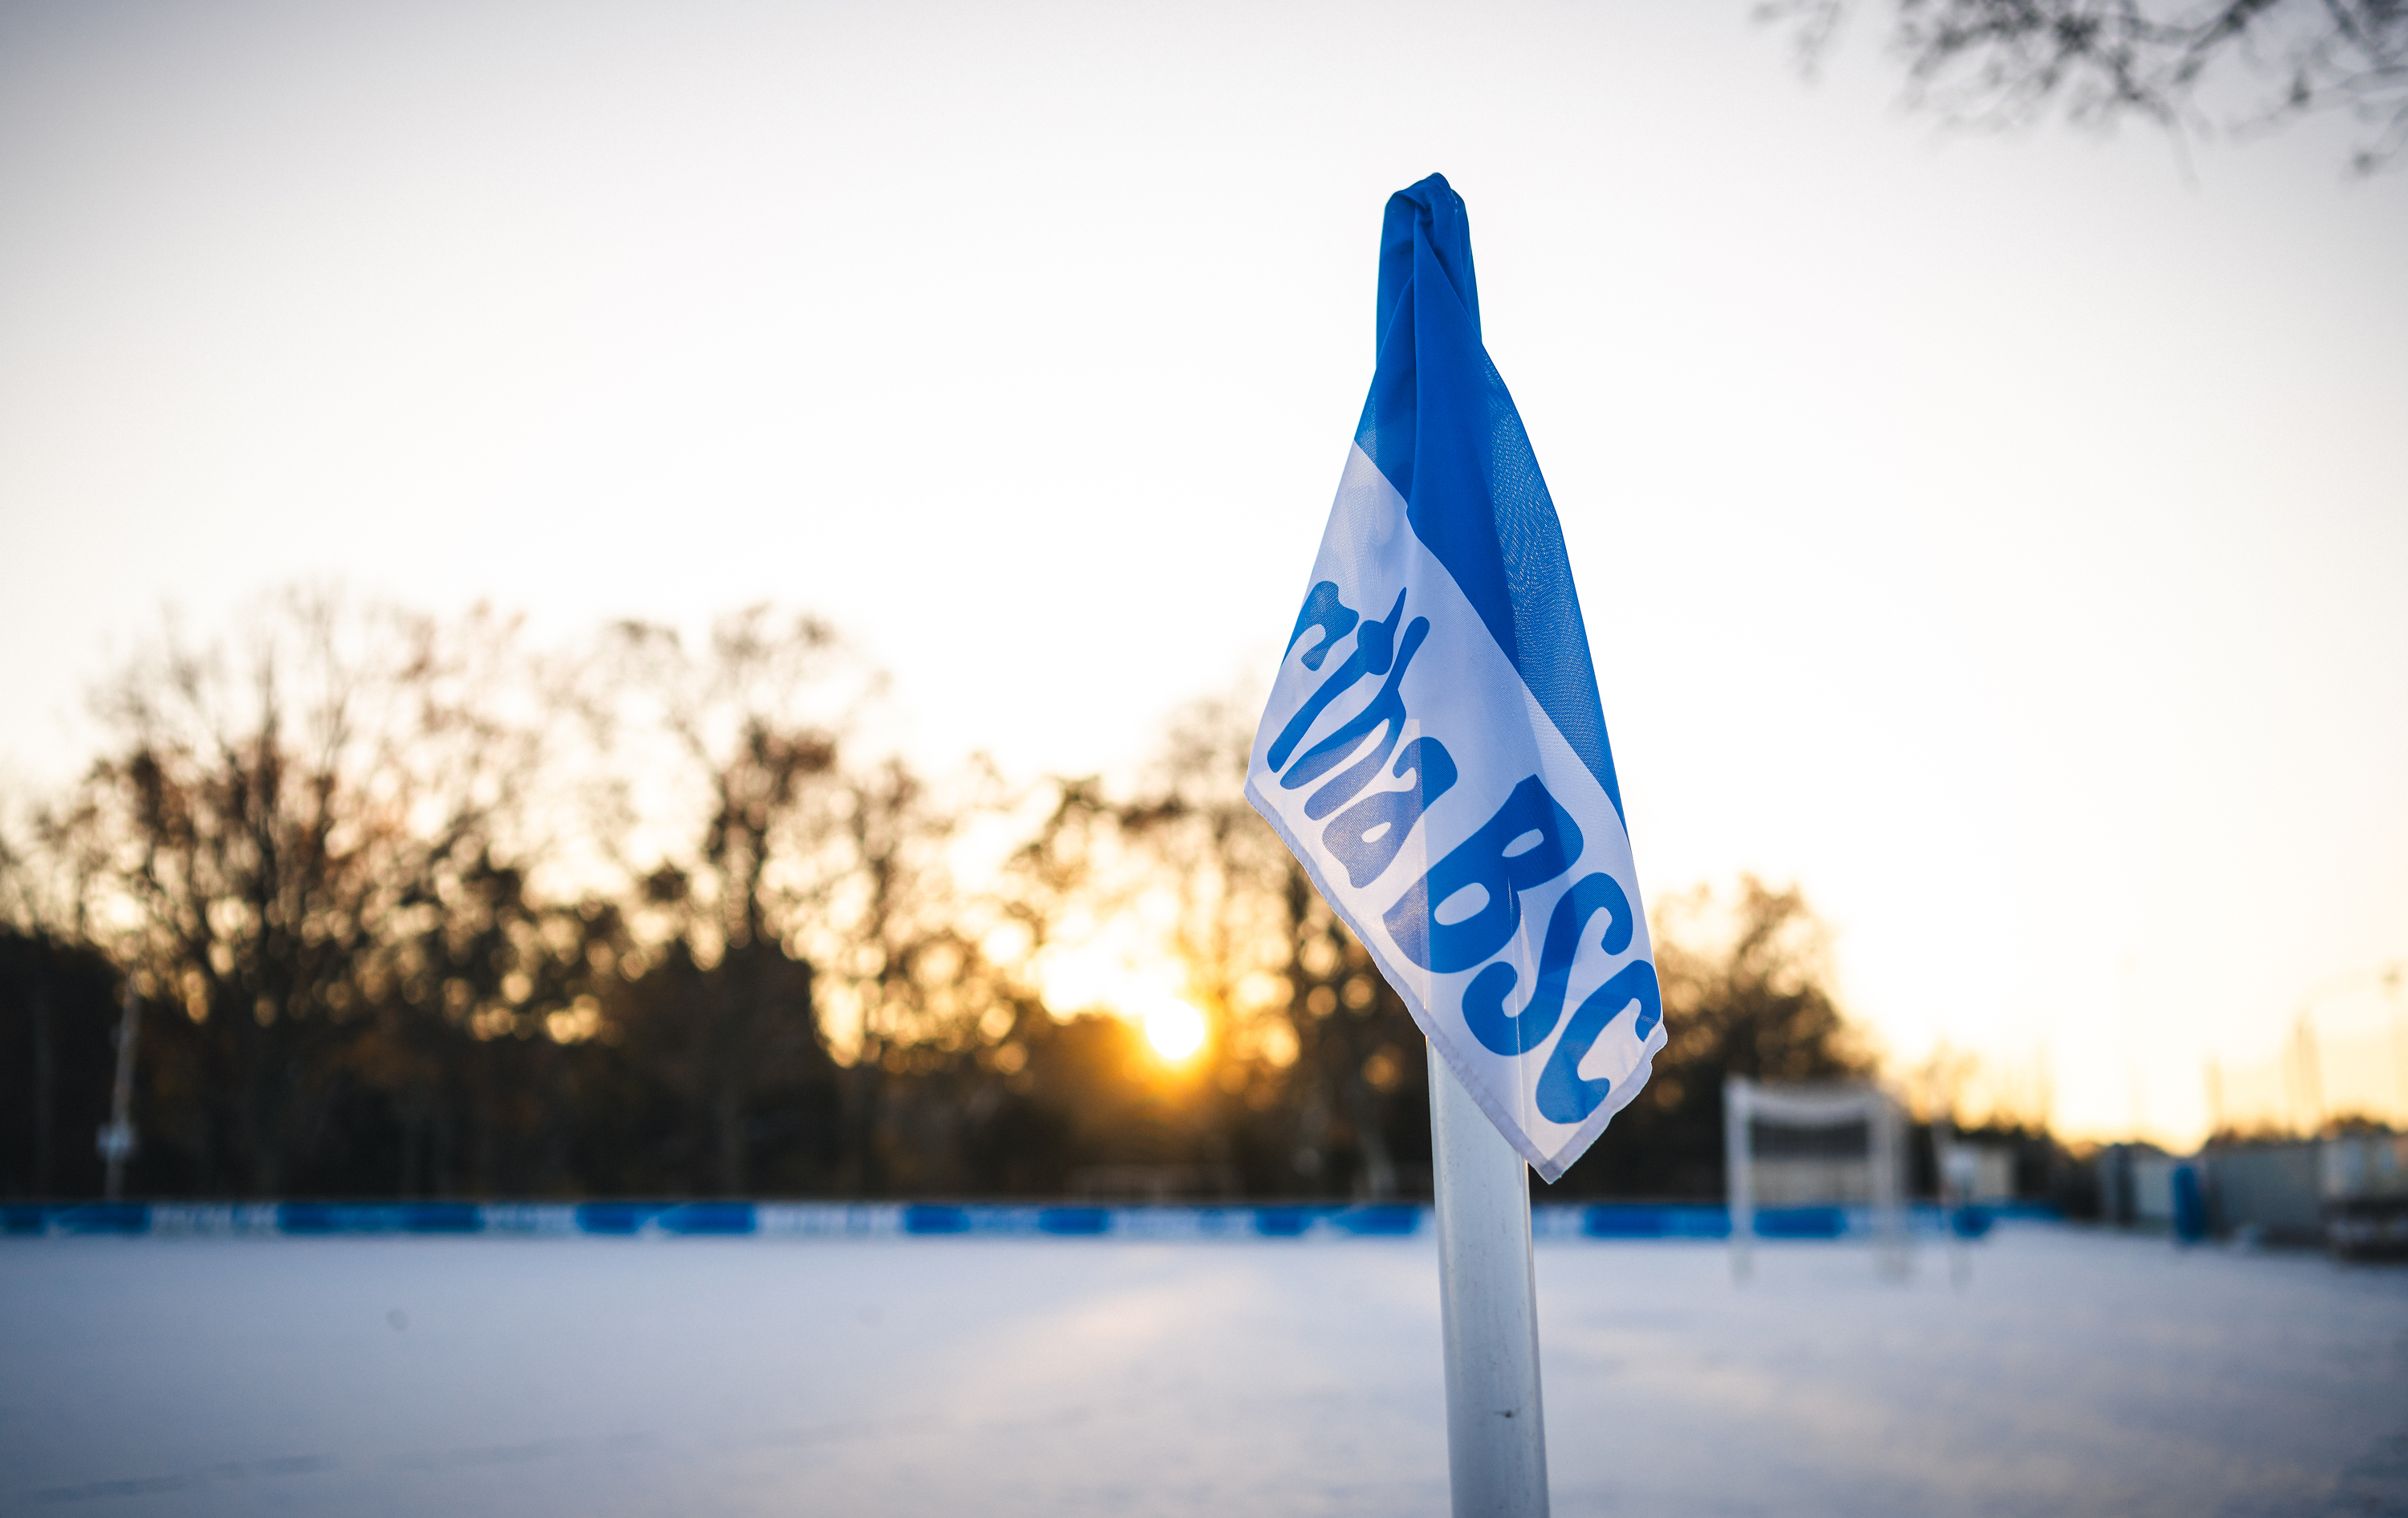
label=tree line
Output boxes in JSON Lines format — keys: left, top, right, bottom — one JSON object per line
{"left": 2, "top": 591, "right": 1880, "bottom": 1203}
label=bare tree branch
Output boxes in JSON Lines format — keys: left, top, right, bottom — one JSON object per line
{"left": 1766, "top": 0, "right": 2408, "bottom": 171}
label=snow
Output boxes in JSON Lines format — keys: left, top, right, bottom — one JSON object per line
{"left": 2, "top": 1226, "right": 2402, "bottom": 1516}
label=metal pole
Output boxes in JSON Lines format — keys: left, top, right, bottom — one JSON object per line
{"left": 1428, "top": 1044, "right": 1549, "bottom": 1518}
{"left": 2296, "top": 1013, "right": 2325, "bottom": 1133}
{"left": 1724, "top": 1076, "right": 1753, "bottom": 1283}
{"left": 1934, "top": 1105, "right": 1968, "bottom": 1288}
{"left": 98, "top": 982, "right": 140, "bottom": 1201}
{"left": 1872, "top": 1088, "right": 1908, "bottom": 1279}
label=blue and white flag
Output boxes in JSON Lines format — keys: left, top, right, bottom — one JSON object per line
{"left": 1248, "top": 174, "right": 1659, "bottom": 1182}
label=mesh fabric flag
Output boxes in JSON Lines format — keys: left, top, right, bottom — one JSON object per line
{"left": 1247, "top": 174, "right": 1659, "bottom": 1181}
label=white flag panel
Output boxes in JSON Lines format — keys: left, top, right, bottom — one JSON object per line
{"left": 1247, "top": 443, "right": 1662, "bottom": 1182}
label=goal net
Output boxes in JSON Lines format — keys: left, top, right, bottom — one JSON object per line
{"left": 1724, "top": 1075, "right": 1909, "bottom": 1279}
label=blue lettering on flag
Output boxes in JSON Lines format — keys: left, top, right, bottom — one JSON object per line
{"left": 1267, "top": 588, "right": 1406, "bottom": 774}
{"left": 1285, "top": 614, "right": 1430, "bottom": 816}
{"left": 1322, "top": 736, "right": 1457, "bottom": 889}
{"left": 1461, "top": 872, "right": 1633, "bottom": 1056}
{"left": 1383, "top": 776, "right": 1583, "bottom": 973}
{"left": 1536, "top": 962, "right": 1662, "bottom": 1123}
{"left": 1286, "top": 581, "right": 1360, "bottom": 671}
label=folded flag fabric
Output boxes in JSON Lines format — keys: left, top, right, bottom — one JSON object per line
{"left": 1247, "top": 173, "right": 1659, "bottom": 1182}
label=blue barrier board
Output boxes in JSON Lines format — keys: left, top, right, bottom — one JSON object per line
{"left": 0, "top": 1199, "right": 2045, "bottom": 1240}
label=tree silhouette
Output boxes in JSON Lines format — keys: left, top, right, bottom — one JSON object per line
{"left": 587, "top": 609, "right": 854, "bottom": 1196}
{"left": 32, "top": 592, "right": 546, "bottom": 1194}
{"left": 0, "top": 595, "right": 1881, "bottom": 1205}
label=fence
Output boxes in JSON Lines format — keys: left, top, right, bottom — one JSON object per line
{"left": 2, "top": 1199, "right": 2053, "bottom": 1240}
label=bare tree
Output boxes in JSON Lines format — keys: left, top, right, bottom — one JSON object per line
{"left": 834, "top": 756, "right": 1056, "bottom": 1194}
{"left": 1767, "top": 0, "right": 2408, "bottom": 172}
{"left": 35, "top": 591, "right": 545, "bottom": 1194}
{"left": 588, "top": 608, "right": 866, "bottom": 1195}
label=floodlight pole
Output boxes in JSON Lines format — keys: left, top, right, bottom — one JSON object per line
{"left": 1873, "top": 1088, "right": 1910, "bottom": 1280}
{"left": 97, "top": 981, "right": 140, "bottom": 1201}
{"left": 1934, "top": 1106, "right": 1970, "bottom": 1288}
{"left": 1725, "top": 1076, "right": 1755, "bottom": 1283}
{"left": 1428, "top": 1044, "right": 1550, "bottom": 1518}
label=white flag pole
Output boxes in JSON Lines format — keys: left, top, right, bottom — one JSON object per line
{"left": 1429, "top": 1043, "right": 1550, "bottom": 1518}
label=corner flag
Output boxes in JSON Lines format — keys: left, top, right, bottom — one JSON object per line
{"left": 1247, "top": 173, "right": 1659, "bottom": 1182}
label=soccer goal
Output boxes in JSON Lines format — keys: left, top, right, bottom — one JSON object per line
{"left": 1724, "top": 1075, "right": 1910, "bottom": 1280}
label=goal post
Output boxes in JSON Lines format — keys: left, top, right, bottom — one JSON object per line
{"left": 1725, "top": 1075, "right": 1909, "bottom": 1281}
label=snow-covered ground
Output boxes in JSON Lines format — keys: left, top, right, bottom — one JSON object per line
{"left": 2, "top": 1225, "right": 2402, "bottom": 1516}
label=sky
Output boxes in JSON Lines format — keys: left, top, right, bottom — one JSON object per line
{"left": 2, "top": 0, "right": 2403, "bottom": 1148}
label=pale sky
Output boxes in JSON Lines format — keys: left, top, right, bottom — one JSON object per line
{"left": 3, "top": 0, "right": 2403, "bottom": 1148}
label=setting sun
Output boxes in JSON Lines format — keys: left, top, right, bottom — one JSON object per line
{"left": 1143, "top": 999, "right": 1208, "bottom": 1063}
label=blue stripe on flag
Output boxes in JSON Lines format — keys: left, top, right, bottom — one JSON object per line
{"left": 1353, "top": 173, "right": 1625, "bottom": 822}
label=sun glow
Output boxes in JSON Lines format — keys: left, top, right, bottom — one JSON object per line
{"left": 1143, "top": 999, "right": 1208, "bottom": 1063}
{"left": 1032, "top": 938, "right": 1210, "bottom": 1065}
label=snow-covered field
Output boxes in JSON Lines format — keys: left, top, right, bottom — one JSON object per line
{"left": 2, "top": 1225, "right": 2402, "bottom": 1516}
